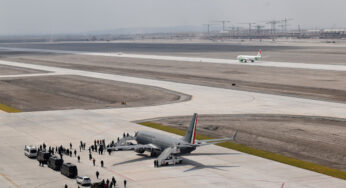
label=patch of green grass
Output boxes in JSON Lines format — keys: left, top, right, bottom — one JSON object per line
{"left": 0, "top": 103, "right": 21, "bottom": 113}
{"left": 139, "top": 121, "right": 346, "bottom": 180}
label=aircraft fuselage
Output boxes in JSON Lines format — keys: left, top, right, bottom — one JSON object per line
{"left": 136, "top": 130, "right": 196, "bottom": 155}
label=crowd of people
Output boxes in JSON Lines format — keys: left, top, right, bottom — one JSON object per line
{"left": 35, "top": 139, "right": 129, "bottom": 188}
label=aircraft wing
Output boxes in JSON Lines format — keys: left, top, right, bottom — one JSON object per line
{"left": 192, "top": 130, "right": 238, "bottom": 147}
{"left": 107, "top": 143, "right": 159, "bottom": 151}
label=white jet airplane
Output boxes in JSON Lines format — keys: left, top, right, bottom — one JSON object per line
{"left": 237, "top": 49, "right": 262, "bottom": 63}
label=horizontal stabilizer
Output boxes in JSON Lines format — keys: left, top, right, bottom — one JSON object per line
{"left": 193, "top": 130, "right": 238, "bottom": 147}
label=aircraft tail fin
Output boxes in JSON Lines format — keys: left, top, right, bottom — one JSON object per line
{"left": 257, "top": 49, "right": 262, "bottom": 58}
{"left": 183, "top": 113, "right": 198, "bottom": 144}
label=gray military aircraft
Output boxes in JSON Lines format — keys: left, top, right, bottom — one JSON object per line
{"left": 107, "top": 113, "right": 238, "bottom": 167}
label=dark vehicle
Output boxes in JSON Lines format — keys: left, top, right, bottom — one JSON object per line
{"left": 37, "top": 151, "right": 51, "bottom": 164}
{"left": 47, "top": 156, "right": 63, "bottom": 170}
{"left": 61, "top": 163, "right": 78, "bottom": 178}
{"left": 90, "top": 182, "right": 105, "bottom": 188}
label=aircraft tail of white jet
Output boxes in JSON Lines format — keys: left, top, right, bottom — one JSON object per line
{"left": 257, "top": 49, "right": 262, "bottom": 58}
{"left": 183, "top": 113, "right": 198, "bottom": 144}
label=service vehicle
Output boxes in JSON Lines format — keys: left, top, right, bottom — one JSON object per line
{"left": 61, "top": 163, "right": 78, "bottom": 178}
{"left": 76, "top": 176, "right": 91, "bottom": 186}
{"left": 47, "top": 156, "right": 63, "bottom": 170}
{"left": 37, "top": 151, "right": 51, "bottom": 164}
{"left": 24, "top": 145, "right": 38, "bottom": 158}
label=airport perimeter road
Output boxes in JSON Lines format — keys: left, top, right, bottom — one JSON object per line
{"left": 1, "top": 59, "right": 346, "bottom": 121}
{"left": 0, "top": 110, "right": 345, "bottom": 188}
{"left": 2, "top": 47, "right": 346, "bottom": 72}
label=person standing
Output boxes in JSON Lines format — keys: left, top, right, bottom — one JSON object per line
{"left": 101, "top": 160, "right": 104, "bottom": 167}
{"left": 93, "top": 158, "right": 96, "bottom": 166}
{"left": 96, "top": 171, "right": 99, "bottom": 179}
{"left": 124, "top": 179, "right": 127, "bottom": 188}
{"left": 112, "top": 177, "right": 116, "bottom": 187}
{"left": 77, "top": 155, "right": 80, "bottom": 163}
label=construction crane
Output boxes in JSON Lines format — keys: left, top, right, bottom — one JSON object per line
{"left": 214, "top": 20, "right": 231, "bottom": 31}
{"left": 203, "top": 23, "right": 217, "bottom": 36}
{"left": 266, "top": 20, "right": 282, "bottom": 34}
{"left": 281, "top": 18, "right": 293, "bottom": 32}
{"left": 254, "top": 25, "right": 265, "bottom": 34}
{"left": 278, "top": 24, "right": 285, "bottom": 32}
{"left": 239, "top": 22, "right": 256, "bottom": 34}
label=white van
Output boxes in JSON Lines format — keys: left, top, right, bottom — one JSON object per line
{"left": 24, "top": 145, "right": 38, "bottom": 158}
{"left": 76, "top": 176, "right": 91, "bottom": 186}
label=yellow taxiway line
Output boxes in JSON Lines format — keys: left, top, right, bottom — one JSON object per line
{"left": 0, "top": 103, "right": 21, "bottom": 113}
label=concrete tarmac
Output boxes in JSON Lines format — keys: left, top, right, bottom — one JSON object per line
{"left": 0, "top": 58, "right": 345, "bottom": 187}
{"left": 0, "top": 60, "right": 346, "bottom": 120}
{"left": 0, "top": 110, "right": 345, "bottom": 188}
{"left": 2, "top": 47, "right": 346, "bottom": 72}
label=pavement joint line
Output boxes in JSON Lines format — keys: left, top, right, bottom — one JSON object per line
{"left": 0, "top": 172, "right": 20, "bottom": 188}
{"left": 2, "top": 46, "right": 346, "bottom": 72}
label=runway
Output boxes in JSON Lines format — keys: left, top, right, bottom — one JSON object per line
{"left": 1, "top": 59, "right": 346, "bottom": 120}
{"left": 0, "top": 58, "right": 345, "bottom": 187}
{"left": 2, "top": 47, "right": 346, "bottom": 72}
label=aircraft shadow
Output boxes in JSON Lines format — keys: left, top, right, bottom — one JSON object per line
{"left": 112, "top": 153, "right": 153, "bottom": 166}
{"left": 112, "top": 152, "right": 241, "bottom": 171}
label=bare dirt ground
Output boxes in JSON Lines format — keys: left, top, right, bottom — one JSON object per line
{"left": 3, "top": 53, "right": 346, "bottom": 103}
{"left": 0, "top": 64, "right": 47, "bottom": 75}
{"left": 143, "top": 114, "right": 346, "bottom": 171}
{"left": 0, "top": 75, "right": 189, "bottom": 112}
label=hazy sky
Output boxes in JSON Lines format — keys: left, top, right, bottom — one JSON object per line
{"left": 0, "top": 0, "right": 345, "bottom": 35}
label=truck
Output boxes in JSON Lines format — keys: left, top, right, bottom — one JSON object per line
{"left": 61, "top": 163, "right": 78, "bottom": 178}
{"left": 37, "top": 151, "right": 51, "bottom": 165}
{"left": 155, "top": 155, "right": 183, "bottom": 167}
{"left": 47, "top": 156, "right": 63, "bottom": 170}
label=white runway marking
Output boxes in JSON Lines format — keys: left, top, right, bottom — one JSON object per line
{"left": 0, "top": 72, "right": 62, "bottom": 78}
{"left": 2, "top": 47, "right": 346, "bottom": 72}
